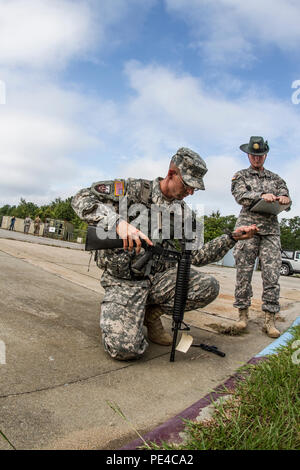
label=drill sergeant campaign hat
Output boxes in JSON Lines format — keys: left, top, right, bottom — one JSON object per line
{"left": 240, "top": 136, "right": 270, "bottom": 156}
{"left": 171, "top": 147, "right": 208, "bottom": 190}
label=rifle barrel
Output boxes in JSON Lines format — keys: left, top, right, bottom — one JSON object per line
{"left": 170, "top": 326, "right": 179, "bottom": 362}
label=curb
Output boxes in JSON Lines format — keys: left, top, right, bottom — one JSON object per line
{"left": 255, "top": 316, "right": 300, "bottom": 358}
{"left": 120, "top": 316, "right": 300, "bottom": 450}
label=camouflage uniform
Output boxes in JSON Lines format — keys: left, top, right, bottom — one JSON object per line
{"left": 24, "top": 217, "right": 31, "bottom": 234}
{"left": 72, "top": 148, "right": 236, "bottom": 360}
{"left": 232, "top": 166, "right": 290, "bottom": 313}
{"left": 33, "top": 216, "right": 41, "bottom": 235}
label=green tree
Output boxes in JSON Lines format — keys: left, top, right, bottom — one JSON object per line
{"left": 0, "top": 204, "right": 12, "bottom": 217}
{"left": 0, "top": 196, "right": 86, "bottom": 231}
{"left": 280, "top": 217, "right": 300, "bottom": 250}
{"left": 204, "top": 211, "right": 237, "bottom": 242}
{"left": 14, "top": 198, "right": 39, "bottom": 219}
{"left": 50, "top": 198, "right": 73, "bottom": 221}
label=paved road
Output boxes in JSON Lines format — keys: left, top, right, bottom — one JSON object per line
{"left": 0, "top": 235, "right": 299, "bottom": 450}
{"left": 0, "top": 228, "right": 84, "bottom": 250}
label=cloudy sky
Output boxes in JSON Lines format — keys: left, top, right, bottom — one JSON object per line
{"left": 0, "top": 0, "right": 299, "bottom": 218}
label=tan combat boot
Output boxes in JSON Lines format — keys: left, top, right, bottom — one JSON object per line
{"left": 236, "top": 308, "right": 249, "bottom": 330}
{"left": 262, "top": 312, "right": 280, "bottom": 338}
{"left": 144, "top": 306, "right": 173, "bottom": 346}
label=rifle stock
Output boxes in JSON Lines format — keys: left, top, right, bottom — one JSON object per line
{"left": 85, "top": 226, "right": 124, "bottom": 251}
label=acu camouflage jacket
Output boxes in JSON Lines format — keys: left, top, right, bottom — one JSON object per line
{"left": 231, "top": 167, "right": 291, "bottom": 236}
{"left": 72, "top": 177, "right": 235, "bottom": 280}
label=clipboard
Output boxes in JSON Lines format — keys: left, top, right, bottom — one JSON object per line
{"left": 249, "top": 198, "right": 291, "bottom": 215}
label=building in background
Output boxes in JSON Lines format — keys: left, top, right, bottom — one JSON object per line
{"left": 45, "top": 218, "right": 74, "bottom": 241}
{"left": 213, "top": 248, "right": 259, "bottom": 270}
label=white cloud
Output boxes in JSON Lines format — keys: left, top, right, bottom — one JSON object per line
{"left": 0, "top": 0, "right": 157, "bottom": 69}
{"left": 164, "top": 0, "right": 300, "bottom": 66}
{"left": 0, "top": 0, "right": 97, "bottom": 69}
{"left": 119, "top": 61, "right": 300, "bottom": 216}
{"left": 0, "top": 72, "right": 120, "bottom": 205}
{"left": 123, "top": 61, "right": 300, "bottom": 156}
{"left": 280, "top": 155, "right": 300, "bottom": 219}
{"left": 0, "top": 0, "right": 160, "bottom": 206}
{"left": 1, "top": 59, "right": 299, "bottom": 218}
{"left": 120, "top": 156, "right": 170, "bottom": 181}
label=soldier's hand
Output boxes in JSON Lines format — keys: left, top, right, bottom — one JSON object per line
{"left": 116, "top": 220, "right": 153, "bottom": 254}
{"left": 277, "top": 195, "right": 290, "bottom": 205}
{"left": 261, "top": 193, "right": 277, "bottom": 203}
{"left": 232, "top": 224, "right": 259, "bottom": 241}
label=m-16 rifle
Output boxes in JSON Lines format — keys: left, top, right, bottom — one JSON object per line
{"left": 85, "top": 225, "right": 226, "bottom": 362}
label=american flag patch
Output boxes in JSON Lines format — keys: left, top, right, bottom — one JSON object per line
{"left": 114, "top": 181, "right": 124, "bottom": 196}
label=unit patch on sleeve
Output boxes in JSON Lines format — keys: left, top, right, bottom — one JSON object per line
{"left": 95, "top": 183, "right": 111, "bottom": 195}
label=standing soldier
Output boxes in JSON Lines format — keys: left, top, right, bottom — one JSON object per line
{"left": 43, "top": 219, "right": 50, "bottom": 237}
{"left": 72, "top": 147, "right": 258, "bottom": 361}
{"left": 33, "top": 215, "right": 41, "bottom": 236}
{"left": 231, "top": 136, "right": 291, "bottom": 338}
{"left": 24, "top": 216, "right": 32, "bottom": 234}
{"left": 9, "top": 216, "right": 16, "bottom": 231}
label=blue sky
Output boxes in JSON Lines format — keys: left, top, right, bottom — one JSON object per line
{"left": 0, "top": 0, "right": 299, "bottom": 217}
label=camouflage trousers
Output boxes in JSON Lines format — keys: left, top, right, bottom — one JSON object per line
{"left": 233, "top": 235, "right": 281, "bottom": 314}
{"left": 100, "top": 267, "right": 220, "bottom": 361}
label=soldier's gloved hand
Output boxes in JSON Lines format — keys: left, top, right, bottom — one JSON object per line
{"left": 116, "top": 220, "right": 153, "bottom": 254}
{"left": 277, "top": 195, "right": 290, "bottom": 205}
{"left": 232, "top": 224, "right": 259, "bottom": 241}
{"left": 261, "top": 193, "right": 277, "bottom": 203}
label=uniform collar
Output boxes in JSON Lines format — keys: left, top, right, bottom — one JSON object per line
{"left": 248, "top": 165, "right": 268, "bottom": 176}
{"left": 152, "top": 177, "right": 175, "bottom": 205}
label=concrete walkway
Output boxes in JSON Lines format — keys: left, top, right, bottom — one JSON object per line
{"left": 0, "top": 228, "right": 85, "bottom": 250}
{"left": 0, "top": 231, "right": 299, "bottom": 450}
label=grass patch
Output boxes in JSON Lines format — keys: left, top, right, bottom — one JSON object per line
{"left": 150, "top": 325, "right": 300, "bottom": 451}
